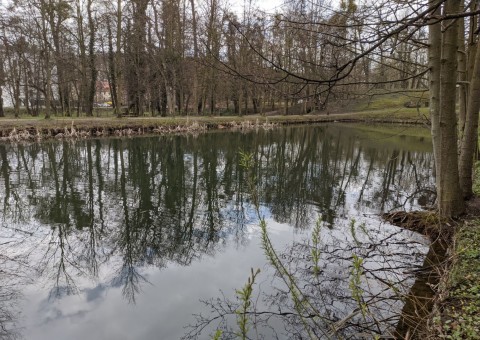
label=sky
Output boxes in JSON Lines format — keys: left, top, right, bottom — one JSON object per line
{"left": 230, "top": 0, "right": 284, "bottom": 14}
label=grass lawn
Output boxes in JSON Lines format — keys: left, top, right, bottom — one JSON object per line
{"left": 0, "top": 91, "right": 431, "bottom": 135}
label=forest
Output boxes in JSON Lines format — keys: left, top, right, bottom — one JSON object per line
{"left": 0, "top": 0, "right": 433, "bottom": 119}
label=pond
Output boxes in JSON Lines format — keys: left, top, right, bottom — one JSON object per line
{"left": 0, "top": 124, "right": 434, "bottom": 339}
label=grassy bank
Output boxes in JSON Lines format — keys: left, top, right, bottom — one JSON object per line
{"left": 0, "top": 108, "right": 429, "bottom": 140}
{"left": 340, "top": 90, "right": 429, "bottom": 112}
{"left": 0, "top": 91, "right": 431, "bottom": 139}
{"left": 429, "top": 220, "right": 480, "bottom": 339}
{"left": 427, "top": 165, "right": 480, "bottom": 339}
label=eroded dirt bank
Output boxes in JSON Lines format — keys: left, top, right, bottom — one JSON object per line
{"left": 384, "top": 206, "right": 480, "bottom": 339}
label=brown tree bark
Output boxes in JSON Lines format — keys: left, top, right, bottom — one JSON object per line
{"left": 86, "top": 0, "right": 97, "bottom": 117}
{"left": 437, "top": 0, "right": 464, "bottom": 217}
{"left": 0, "top": 53, "right": 3, "bottom": 118}
{"left": 190, "top": 0, "right": 199, "bottom": 115}
{"left": 0, "top": 97, "right": 3, "bottom": 118}
{"left": 430, "top": 0, "right": 465, "bottom": 217}
{"left": 457, "top": 1, "right": 467, "bottom": 136}
{"left": 108, "top": 0, "right": 123, "bottom": 118}
{"left": 459, "top": 37, "right": 480, "bottom": 198}
{"left": 39, "top": 0, "right": 52, "bottom": 119}
{"left": 76, "top": 0, "right": 87, "bottom": 115}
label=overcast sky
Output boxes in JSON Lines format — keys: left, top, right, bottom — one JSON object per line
{"left": 230, "top": 0, "right": 284, "bottom": 14}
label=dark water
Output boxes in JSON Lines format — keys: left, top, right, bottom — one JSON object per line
{"left": 0, "top": 124, "right": 434, "bottom": 339}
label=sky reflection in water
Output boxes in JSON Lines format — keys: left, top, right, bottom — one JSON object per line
{"left": 0, "top": 124, "right": 434, "bottom": 339}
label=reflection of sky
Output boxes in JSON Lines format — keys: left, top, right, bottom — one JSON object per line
{"left": 15, "top": 212, "right": 430, "bottom": 339}
{"left": 20, "top": 219, "right": 297, "bottom": 340}
{"left": 0, "top": 126, "right": 435, "bottom": 339}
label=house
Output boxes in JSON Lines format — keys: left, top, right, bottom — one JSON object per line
{"left": 96, "top": 80, "right": 111, "bottom": 103}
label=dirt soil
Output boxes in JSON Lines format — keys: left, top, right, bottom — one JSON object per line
{"left": 384, "top": 201, "right": 480, "bottom": 340}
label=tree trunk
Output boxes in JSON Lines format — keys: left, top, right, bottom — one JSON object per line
{"left": 189, "top": 0, "right": 199, "bottom": 115}
{"left": 115, "top": 0, "right": 122, "bottom": 117}
{"left": 457, "top": 2, "right": 467, "bottom": 137}
{"left": 436, "top": 0, "right": 464, "bottom": 217}
{"left": 429, "top": 0, "right": 443, "bottom": 209}
{"left": 106, "top": 19, "right": 119, "bottom": 116}
{"left": 86, "top": 0, "right": 97, "bottom": 117}
{"left": 76, "top": 0, "right": 88, "bottom": 115}
{"left": 12, "top": 59, "right": 21, "bottom": 118}
{"left": 45, "top": 61, "right": 52, "bottom": 119}
{"left": 459, "top": 37, "right": 480, "bottom": 198}
{"left": 23, "top": 66, "right": 31, "bottom": 116}
{"left": 0, "top": 55, "right": 4, "bottom": 117}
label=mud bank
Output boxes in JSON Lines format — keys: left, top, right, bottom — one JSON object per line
{"left": 384, "top": 211, "right": 453, "bottom": 339}
{"left": 384, "top": 209, "right": 480, "bottom": 339}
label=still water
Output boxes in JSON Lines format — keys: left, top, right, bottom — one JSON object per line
{"left": 0, "top": 124, "right": 434, "bottom": 339}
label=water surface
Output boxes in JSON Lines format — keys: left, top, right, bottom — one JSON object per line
{"left": 0, "top": 124, "right": 434, "bottom": 339}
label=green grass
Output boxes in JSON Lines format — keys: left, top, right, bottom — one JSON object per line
{"left": 342, "top": 90, "right": 430, "bottom": 112}
{"left": 0, "top": 111, "right": 430, "bottom": 136}
{"left": 429, "top": 163, "right": 480, "bottom": 339}
{"left": 432, "top": 221, "right": 480, "bottom": 339}
{"left": 331, "top": 90, "right": 430, "bottom": 122}
{"left": 339, "top": 107, "right": 429, "bottom": 120}
{"left": 0, "top": 91, "right": 433, "bottom": 135}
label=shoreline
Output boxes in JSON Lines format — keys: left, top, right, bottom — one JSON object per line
{"left": 0, "top": 112, "right": 428, "bottom": 143}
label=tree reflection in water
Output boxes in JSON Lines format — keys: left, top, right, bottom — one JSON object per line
{"left": 185, "top": 222, "right": 428, "bottom": 339}
{"left": 0, "top": 238, "right": 24, "bottom": 340}
{"left": 0, "top": 125, "right": 434, "bottom": 338}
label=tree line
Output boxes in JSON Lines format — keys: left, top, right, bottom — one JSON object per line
{"left": 0, "top": 0, "right": 429, "bottom": 119}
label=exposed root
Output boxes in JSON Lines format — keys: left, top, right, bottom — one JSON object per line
{"left": 383, "top": 211, "right": 456, "bottom": 243}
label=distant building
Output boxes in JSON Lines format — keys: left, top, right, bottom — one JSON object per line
{"left": 96, "top": 80, "right": 111, "bottom": 103}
